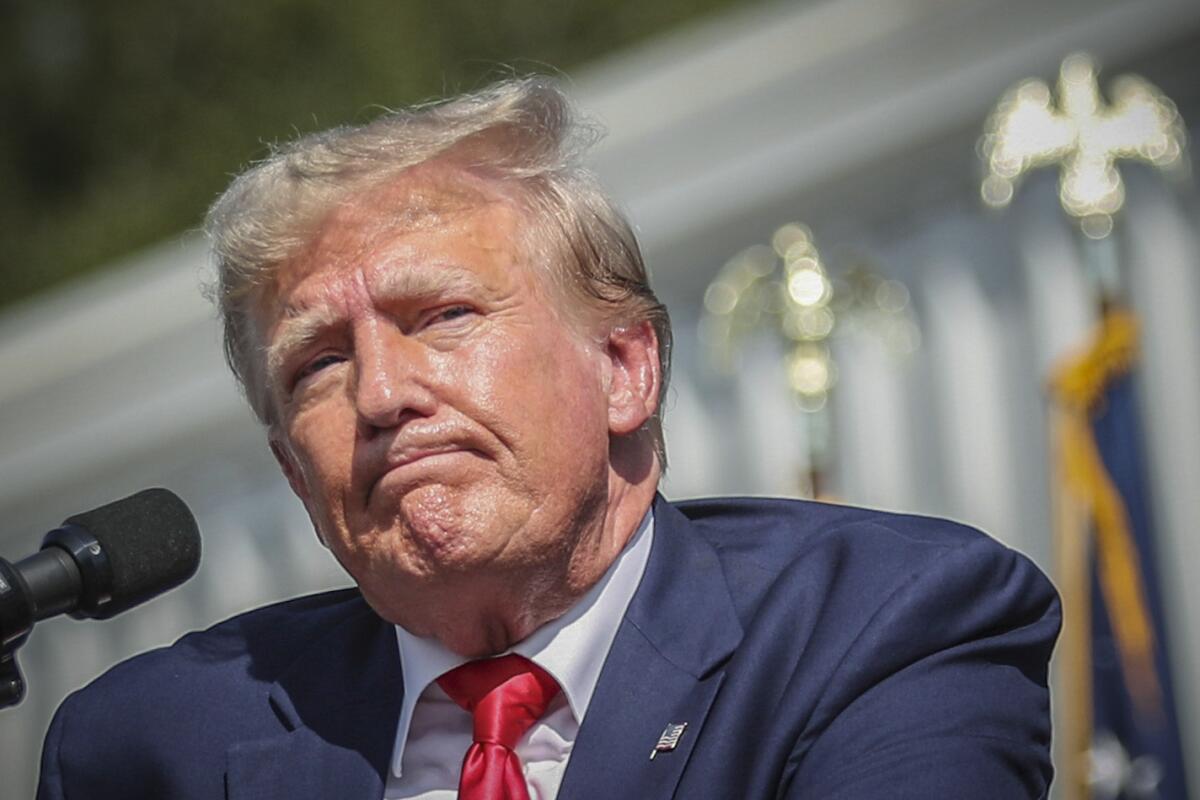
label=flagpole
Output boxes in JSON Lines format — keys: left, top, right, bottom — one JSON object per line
{"left": 1055, "top": 220, "right": 1121, "bottom": 800}
{"left": 1050, "top": 222, "right": 1121, "bottom": 800}
{"left": 1052, "top": 408, "right": 1093, "bottom": 800}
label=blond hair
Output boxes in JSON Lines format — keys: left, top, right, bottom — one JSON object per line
{"left": 206, "top": 77, "right": 671, "bottom": 464}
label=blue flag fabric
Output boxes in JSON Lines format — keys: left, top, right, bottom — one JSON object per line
{"left": 1089, "top": 365, "right": 1190, "bottom": 799}
{"left": 1053, "top": 309, "right": 1190, "bottom": 799}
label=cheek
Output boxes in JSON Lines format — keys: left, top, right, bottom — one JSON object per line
{"left": 472, "top": 329, "right": 607, "bottom": 443}
{"left": 289, "top": 410, "right": 356, "bottom": 496}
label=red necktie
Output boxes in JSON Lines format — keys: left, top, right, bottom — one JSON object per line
{"left": 437, "top": 654, "right": 561, "bottom": 800}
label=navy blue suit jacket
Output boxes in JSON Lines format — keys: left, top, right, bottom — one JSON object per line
{"left": 38, "top": 496, "right": 1060, "bottom": 798}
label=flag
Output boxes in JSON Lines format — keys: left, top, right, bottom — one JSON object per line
{"left": 1050, "top": 308, "right": 1190, "bottom": 799}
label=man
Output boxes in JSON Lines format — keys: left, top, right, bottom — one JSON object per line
{"left": 38, "top": 78, "right": 1059, "bottom": 799}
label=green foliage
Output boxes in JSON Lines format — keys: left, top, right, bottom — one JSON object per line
{"left": 0, "top": 0, "right": 755, "bottom": 309}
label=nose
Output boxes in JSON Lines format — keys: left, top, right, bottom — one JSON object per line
{"left": 353, "top": 319, "right": 437, "bottom": 435}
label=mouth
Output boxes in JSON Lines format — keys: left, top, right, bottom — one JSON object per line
{"left": 365, "top": 444, "right": 484, "bottom": 504}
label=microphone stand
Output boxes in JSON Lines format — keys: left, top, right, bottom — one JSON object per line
{"left": 0, "top": 650, "right": 26, "bottom": 708}
{"left": 0, "top": 558, "right": 32, "bottom": 708}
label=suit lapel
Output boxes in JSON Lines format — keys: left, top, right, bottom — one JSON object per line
{"left": 226, "top": 600, "right": 401, "bottom": 800}
{"left": 558, "top": 497, "right": 743, "bottom": 800}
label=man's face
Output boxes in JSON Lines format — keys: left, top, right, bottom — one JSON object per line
{"left": 257, "top": 172, "right": 617, "bottom": 630}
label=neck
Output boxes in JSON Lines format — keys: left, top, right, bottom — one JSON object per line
{"left": 410, "top": 447, "right": 660, "bottom": 658}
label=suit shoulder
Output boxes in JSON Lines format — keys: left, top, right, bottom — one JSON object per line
{"left": 664, "top": 496, "right": 1054, "bottom": 631}
{"left": 671, "top": 494, "right": 1003, "bottom": 566}
{"left": 42, "top": 589, "right": 379, "bottom": 797}
{"left": 59, "top": 587, "right": 369, "bottom": 716}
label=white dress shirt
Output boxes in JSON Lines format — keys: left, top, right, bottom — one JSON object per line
{"left": 384, "top": 512, "right": 654, "bottom": 799}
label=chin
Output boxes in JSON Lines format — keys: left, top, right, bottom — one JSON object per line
{"left": 364, "top": 484, "right": 508, "bottom": 574}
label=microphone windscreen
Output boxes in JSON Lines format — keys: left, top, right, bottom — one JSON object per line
{"left": 64, "top": 488, "right": 201, "bottom": 619}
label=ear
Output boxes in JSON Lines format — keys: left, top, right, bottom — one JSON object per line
{"left": 605, "top": 320, "right": 661, "bottom": 436}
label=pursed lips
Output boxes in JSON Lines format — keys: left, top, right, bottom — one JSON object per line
{"left": 364, "top": 441, "right": 482, "bottom": 503}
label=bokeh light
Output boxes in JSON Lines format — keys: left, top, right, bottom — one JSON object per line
{"left": 979, "top": 53, "right": 1187, "bottom": 232}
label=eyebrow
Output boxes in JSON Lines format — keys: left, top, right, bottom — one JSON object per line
{"left": 263, "top": 264, "right": 490, "bottom": 390}
{"left": 264, "top": 305, "right": 342, "bottom": 391}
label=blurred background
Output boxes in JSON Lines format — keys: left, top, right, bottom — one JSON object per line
{"left": 2, "top": 0, "right": 1198, "bottom": 797}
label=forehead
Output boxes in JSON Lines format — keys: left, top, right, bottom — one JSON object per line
{"left": 268, "top": 166, "right": 528, "bottom": 300}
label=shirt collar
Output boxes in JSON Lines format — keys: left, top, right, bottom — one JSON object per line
{"left": 391, "top": 509, "right": 655, "bottom": 777}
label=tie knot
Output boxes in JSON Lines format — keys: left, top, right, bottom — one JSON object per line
{"left": 437, "top": 654, "right": 561, "bottom": 749}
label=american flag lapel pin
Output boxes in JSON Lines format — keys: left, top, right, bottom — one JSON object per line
{"left": 649, "top": 722, "right": 688, "bottom": 760}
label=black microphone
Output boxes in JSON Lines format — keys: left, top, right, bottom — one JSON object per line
{"left": 0, "top": 489, "right": 201, "bottom": 705}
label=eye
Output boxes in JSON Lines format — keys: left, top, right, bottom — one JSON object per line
{"left": 427, "top": 305, "right": 476, "bottom": 326}
{"left": 294, "top": 353, "right": 344, "bottom": 385}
